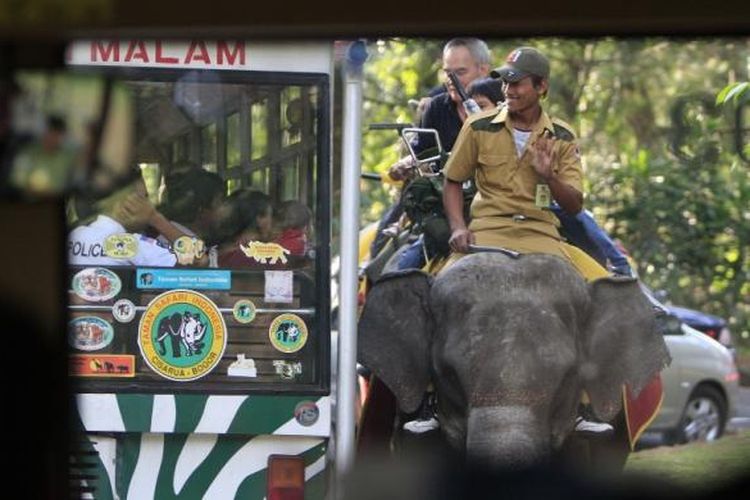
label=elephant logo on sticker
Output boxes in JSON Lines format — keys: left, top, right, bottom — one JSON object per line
{"left": 232, "top": 299, "right": 256, "bottom": 323}
{"left": 173, "top": 236, "right": 206, "bottom": 266}
{"left": 138, "top": 289, "right": 226, "bottom": 381}
{"left": 268, "top": 314, "right": 308, "bottom": 353}
{"left": 112, "top": 298, "right": 136, "bottom": 323}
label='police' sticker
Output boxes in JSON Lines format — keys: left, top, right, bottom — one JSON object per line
{"left": 103, "top": 233, "right": 138, "bottom": 259}
{"left": 72, "top": 268, "right": 121, "bottom": 302}
{"left": 138, "top": 289, "right": 226, "bottom": 381}
{"left": 268, "top": 314, "right": 308, "bottom": 353}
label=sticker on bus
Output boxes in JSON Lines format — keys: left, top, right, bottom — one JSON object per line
{"left": 70, "top": 354, "right": 135, "bottom": 377}
{"left": 138, "top": 289, "right": 227, "bottom": 381}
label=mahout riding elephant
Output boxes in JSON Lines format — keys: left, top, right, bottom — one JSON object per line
{"left": 357, "top": 252, "right": 670, "bottom": 469}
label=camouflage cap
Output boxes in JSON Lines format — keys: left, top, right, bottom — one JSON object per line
{"left": 490, "top": 47, "right": 550, "bottom": 82}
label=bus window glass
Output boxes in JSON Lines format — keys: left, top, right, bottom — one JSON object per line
{"left": 201, "top": 123, "right": 217, "bottom": 172}
{"left": 139, "top": 163, "right": 161, "bottom": 204}
{"left": 282, "top": 86, "right": 302, "bottom": 147}
{"left": 64, "top": 69, "right": 328, "bottom": 394}
{"left": 227, "top": 112, "right": 241, "bottom": 168}
{"left": 251, "top": 100, "right": 267, "bottom": 160}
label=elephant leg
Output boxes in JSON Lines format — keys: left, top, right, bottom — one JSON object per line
{"left": 556, "top": 409, "right": 629, "bottom": 474}
{"left": 356, "top": 376, "right": 398, "bottom": 457}
{"left": 587, "top": 409, "right": 630, "bottom": 474}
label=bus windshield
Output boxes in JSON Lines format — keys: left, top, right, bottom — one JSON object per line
{"left": 61, "top": 64, "right": 331, "bottom": 394}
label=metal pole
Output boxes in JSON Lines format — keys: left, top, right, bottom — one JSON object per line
{"left": 335, "top": 39, "right": 367, "bottom": 494}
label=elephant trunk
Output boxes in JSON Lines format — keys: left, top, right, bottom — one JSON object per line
{"left": 466, "top": 406, "right": 550, "bottom": 470}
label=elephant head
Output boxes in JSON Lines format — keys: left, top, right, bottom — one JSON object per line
{"left": 357, "top": 252, "right": 670, "bottom": 468}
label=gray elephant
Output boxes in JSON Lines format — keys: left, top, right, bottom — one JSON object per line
{"left": 357, "top": 252, "right": 671, "bottom": 468}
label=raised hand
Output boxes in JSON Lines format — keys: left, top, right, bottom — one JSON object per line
{"left": 115, "top": 192, "right": 155, "bottom": 231}
{"left": 531, "top": 133, "right": 557, "bottom": 181}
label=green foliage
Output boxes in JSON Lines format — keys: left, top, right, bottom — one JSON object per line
{"left": 361, "top": 37, "right": 750, "bottom": 348}
{"left": 717, "top": 82, "right": 749, "bottom": 105}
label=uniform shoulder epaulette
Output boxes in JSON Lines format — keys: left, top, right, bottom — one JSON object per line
{"left": 551, "top": 118, "right": 577, "bottom": 142}
{"left": 469, "top": 108, "right": 503, "bottom": 132}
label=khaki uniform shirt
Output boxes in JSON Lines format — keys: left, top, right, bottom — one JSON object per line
{"left": 444, "top": 106, "right": 583, "bottom": 241}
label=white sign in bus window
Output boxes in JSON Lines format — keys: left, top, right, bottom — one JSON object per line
{"left": 264, "top": 270, "right": 293, "bottom": 303}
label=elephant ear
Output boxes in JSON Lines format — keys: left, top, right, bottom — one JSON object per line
{"left": 357, "top": 269, "right": 434, "bottom": 413}
{"left": 582, "top": 276, "right": 671, "bottom": 422}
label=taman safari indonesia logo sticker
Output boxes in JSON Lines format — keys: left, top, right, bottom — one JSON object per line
{"left": 268, "top": 313, "right": 308, "bottom": 353}
{"left": 138, "top": 289, "right": 226, "bottom": 381}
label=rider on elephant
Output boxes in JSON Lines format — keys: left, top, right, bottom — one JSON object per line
{"left": 443, "top": 46, "right": 605, "bottom": 281}
{"left": 440, "top": 46, "right": 618, "bottom": 436}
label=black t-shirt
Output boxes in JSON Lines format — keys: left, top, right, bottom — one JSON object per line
{"left": 414, "top": 91, "right": 462, "bottom": 155}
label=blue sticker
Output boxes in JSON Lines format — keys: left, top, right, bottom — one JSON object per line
{"left": 136, "top": 269, "right": 231, "bottom": 290}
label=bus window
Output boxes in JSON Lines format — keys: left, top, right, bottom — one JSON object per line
{"left": 251, "top": 99, "right": 268, "bottom": 160}
{"left": 282, "top": 86, "right": 302, "bottom": 147}
{"left": 172, "top": 133, "right": 190, "bottom": 164}
{"left": 201, "top": 122, "right": 218, "bottom": 172}
{"left": 227, "top": 113, "right": 241, "bottom": 165}
{"left": 65, "top": 67, "right": 330, "bottom": 395}
{"left": 139, "top": 162, "right": 161, "bottom": 204}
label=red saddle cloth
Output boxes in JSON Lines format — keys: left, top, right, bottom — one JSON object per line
{"left": 623, "top": 373, "right": 664, "bottom": 449}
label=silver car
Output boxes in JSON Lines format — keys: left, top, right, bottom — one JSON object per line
{"left": 640, "top": 317, "right": 740, "bottom": 445}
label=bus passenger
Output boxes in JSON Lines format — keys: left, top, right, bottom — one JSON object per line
{"left": 273, "top": 200, "right": 312, "bottom": 257}
{"left": 155, "top": 168, "right": 226, "bottom": 266}
{"left": 68, "top": 168, "right": 177, "bottom": 267}
{"left": 217, "top": 189, "right": 274, "bottom": 268}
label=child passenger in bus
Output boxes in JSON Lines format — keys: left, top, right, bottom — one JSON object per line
{"left": 217, "top": 189, "right": 274, "bottom": 268}
{"left": 273, "top": 200, "right": 312, "bottom": 257}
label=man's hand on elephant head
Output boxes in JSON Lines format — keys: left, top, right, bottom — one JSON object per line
{"left": 449, "top": 227, "right": 474, "bottom": 253}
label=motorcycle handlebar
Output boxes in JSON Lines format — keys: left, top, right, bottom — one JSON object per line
{"left": 369, "top": 123, "right": 411, "bottom": 131}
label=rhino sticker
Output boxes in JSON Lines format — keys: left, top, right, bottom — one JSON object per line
{"left": 240, "top": 241, "right": 290, "bottom": 265}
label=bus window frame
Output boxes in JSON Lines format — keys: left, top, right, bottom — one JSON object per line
{"left": 68, "top": 67, "right": 332, "bottom": 396}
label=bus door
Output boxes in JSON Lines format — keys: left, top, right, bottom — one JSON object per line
{"left": 65, "top": 40, "right": 333, "bottom": 499}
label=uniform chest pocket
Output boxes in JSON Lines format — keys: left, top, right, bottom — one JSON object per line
{"left": 477, "top": 153, "right": 515, "bottom": 186}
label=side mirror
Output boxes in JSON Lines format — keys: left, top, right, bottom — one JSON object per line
{"left": 657, "top": 313, "right": 683, "bottom": 336}
{"left": 401, "top": 128, "right": 444, "bottom": 167}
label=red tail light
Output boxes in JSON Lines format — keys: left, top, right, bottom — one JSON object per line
{"left": 704, "top": 329, "right": 718, "bottom": 339}
{"left": 725, "top": 371, "right": 740, "bottom": 383}
{"left": 267, "top": 455, "right": 305, "bottom": 500}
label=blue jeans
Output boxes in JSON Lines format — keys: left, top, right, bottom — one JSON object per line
{"left": 397, "top": 235, "right": 426, "bottom": 270}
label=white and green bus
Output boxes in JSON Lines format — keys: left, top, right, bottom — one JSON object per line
{"left": 65, "top": 39, "right": 365, "bottom": 499}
